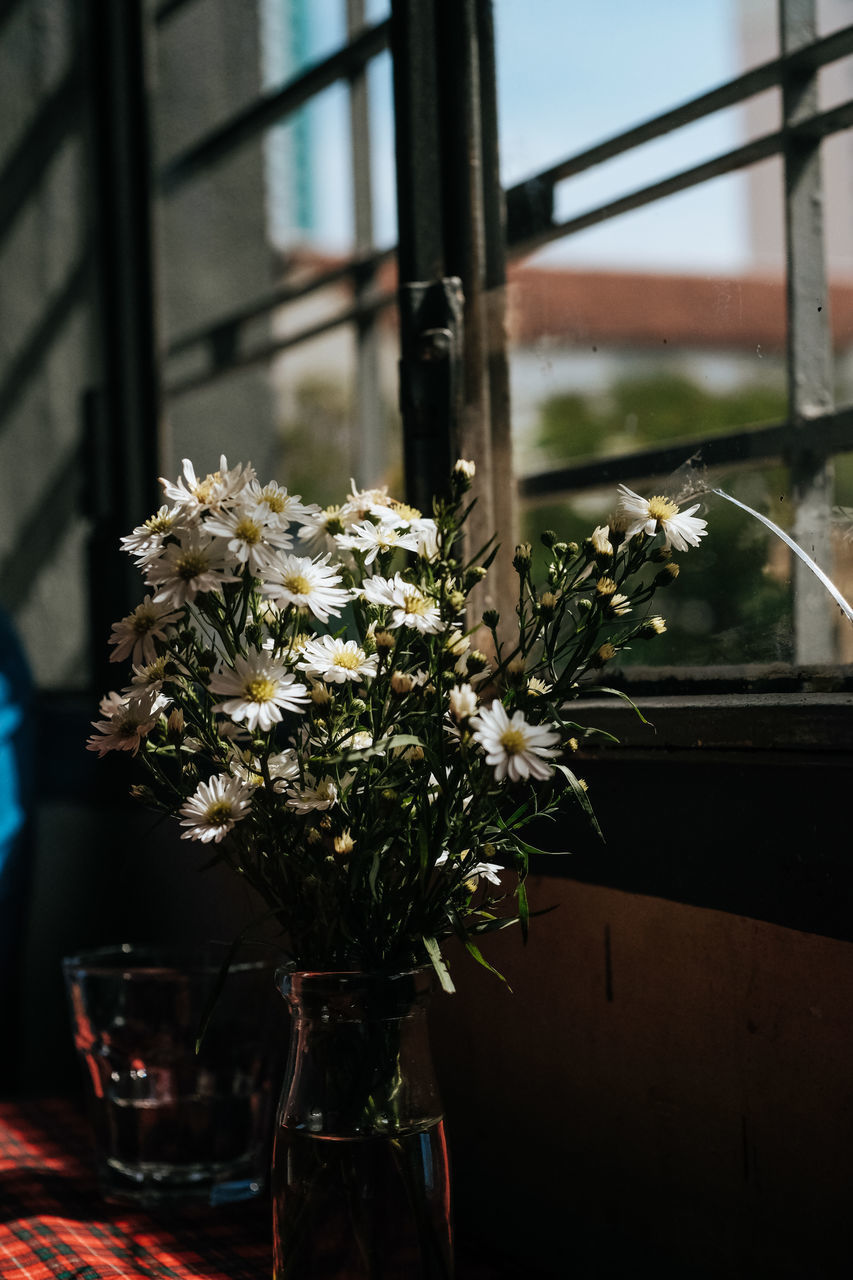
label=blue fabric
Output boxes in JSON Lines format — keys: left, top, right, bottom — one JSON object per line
{"left": 0, "top": 609, "right": 32, "bottom": 907}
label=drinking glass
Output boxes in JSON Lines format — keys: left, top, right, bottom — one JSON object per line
{"left": 62, "top": 941, "right": 282, "bottom": 1207}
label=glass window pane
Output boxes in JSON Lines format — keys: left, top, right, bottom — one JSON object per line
{"left": 495, "top": 0, "right": 755, "bottom": 190}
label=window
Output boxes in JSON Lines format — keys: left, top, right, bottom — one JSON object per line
{"left": 498, "top": 0, "right": 853, "bottom": 695}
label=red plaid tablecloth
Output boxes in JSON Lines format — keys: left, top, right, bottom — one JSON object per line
{"left": 0, "top": 1099, "right": 271, "bottom": 1280}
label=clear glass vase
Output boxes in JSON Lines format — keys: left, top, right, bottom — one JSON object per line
{"left": 272, "top": 968, "right": 454, "bottom": 1279}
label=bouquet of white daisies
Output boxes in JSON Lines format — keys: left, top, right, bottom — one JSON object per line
{"left": 88, "top": 455, "right": 707, "bottom": 985}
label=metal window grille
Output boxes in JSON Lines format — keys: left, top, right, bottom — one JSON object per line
{"left": 506, "top": 0, "right": 853, "bottom": 679}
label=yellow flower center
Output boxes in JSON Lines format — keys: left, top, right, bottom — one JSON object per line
{"left": 595, "top": 578, "right": 617, "bottom": 597}
{"left": 244, "top": 676, "right": 277, "bottom": 703}
{"left": 206, "top": 801, "right": 233, "bottom": 827}
{"left": 132, "top": 611, "right": 156, "bottom": 635}
{"left": 334, "top": 648, "right": 364, "bottom": 670}
{"left": 647, "top": 495, "right": 679, "bottom": 522}
{"left": 235, "top": 517, "right": 262, "bottom": 545}
{"left": 499, "top": 727, "right": 527, "bottom": 757}
{"left": 262, "top": 490, "right": 287, "bottom": 513}
{"left": 283, "top": 573, "right": 312, "bottom": 596}
{"left": 391, "top": 502, "right": 421, "bottom": 521}
{"left": 193, "top": 472, "right": 222, "bottom": 503}
{"left": 145, "top": 513, "right": 174, "bottom": 534}
{"left": 176, "top": 550, "right": 209, "bottom": 581}
{"left": 403, "top": 590, "right": 431, "bottom": 616}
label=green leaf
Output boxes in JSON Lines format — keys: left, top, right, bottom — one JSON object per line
{"left": 423, "top": 935, "right": 455, "bottom": 994}
{"left": 592, "top": 685, "right": 654, "bottom": 729}
{"left": 493, "top": 812, "right": 572, "bottom": 858}
{"left": 517, "top": 878, "right": 530, "bottom": 944}
{"left": 463, "top": 938, "right": 511, "bottom": 988}
{"left": 556, "top": 763, "right": 604, "bottom": 842}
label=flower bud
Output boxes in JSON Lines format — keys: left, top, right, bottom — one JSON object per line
{"left": 540, "top": 529, "right": 558, "bottom": 549}
{"left": 482, "top": 609, "right": 500, "bottom": 629}
{"left": 373, "top": 629, "right": 396, "bottom": 651}
{"left": 349, "top": 697, "right": 368, "bottom": 715}
{"left": 391, "top": 670, "right": 414, "bottom": 693}
{"left": 464, "top": 566, "right": 487, "bottom": 590}
{"left": 333, "top": 830, "right": 355, "bottom": 855}
{"left": 591, "top": 642, "right": 617, "bottom": 667}
{"left": 654, "top": 562, "right": 680, "bottom": 587}
{"left": 466, "top": 649, "right": 489, "bottom": 673}
{"left": 639, "top": 615, "right": 667, "bottom": 637}
{"left": 448, "top": 590, "right": 467, "bottom": 612}
{"left": 506, "top": 656, "right": 526, "bottom": 684}
{"left": 538, "top": 591, "right": 558, "bottom": 618}
{"left": 512, "top": 543, "right": 532, "bottom": 573}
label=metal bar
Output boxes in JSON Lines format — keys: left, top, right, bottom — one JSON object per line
{"left": 164, "top": 290, "right": 398, "bottom": 400}
{"left": 347, "top": 0, "right": 383, "bottom": 487}
{"left": 507, "top": 94, "right": 853, "bottom": 261}
{"left": 518, "top": 406, "right": 853, "bottom": 500}
{"left": 509, "top": 132, "right": 783, "bottom": 259}
{"left": 391, "top": 0, "right": 446, "bottom": 285}
{"left": 505, "top": 25, "right": 853, "bottom": 253}
{"left": 781, "top": 0, "right": 836, "bottom": 664}
{"left": 159, "top": 20, "right": 390, "bottom": 194}
{"left": 513, "top": 23, "right": 853, "bottom": 197}
{"left": 165, "top": 247, "right": 395, "bottom": 358}
{"left": 81, "top": 0, "right": 162, "bottom": 676}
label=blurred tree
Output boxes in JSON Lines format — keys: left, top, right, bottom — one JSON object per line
{"left": 522, "top": 373, "right": 793, "bottom": 666}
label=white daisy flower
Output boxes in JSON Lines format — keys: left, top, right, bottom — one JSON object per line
{"left": 615, "top": 485, "right": 708, "bottom": 553}
{"left": 335, "top": 520, "right": 420, "bottom": 564}
{"left": 365, "top": 504, "right": 439, "bottom": 559}
{"left": 410, "top": 517, "right": 439, "bottom": 560}
{"left": 124, "top": 656, "right": 171, "bottom": 701}
{"left": 296, "top": 634, "right": 378, "bottom": 685}
{"left": 466, "top": 860, "right": 504, "bottom": 886}
{"left": 227, "top": 748, "right": 265, "bottom": 789}
{"left": 160, "top": 455, "right": 254, "bottom": 513}
{"left": 435, "top": 849, "right": 502, "bottom": 887}
{"left": 342, "top": 480, "right": 392, "bottom": 524}
{"left": 86, "top": 689, "right": 166, "bottom": 756}
{"left": 261, "top": 553, "right": 351, "bottom": 623}
{"left": 361, "top": 573, "right": 444, "bottom": 634}
{"left": 178, "top": 773, "right": 254, "bottom": 843}
{"left": 108, "top": 596, "right": 181, "bottom": 666}
{"left": 203, "top": 504, "right": 293, "bottom": 572}
{"left": 208, "top": 652, "right": 309, "bottom": 732}
{"left": 589, "top": 525, "right": 614, "bottom": 556}
{"left": 296, "top": 506, "right": 348, "bottom": 556}
{"left": 120, "top": 506, "right": 184, "bottom": 562}
{"left": 145, "top": 530, "right": 238, "bottom": 607}
{"left": 449, "top": 683, "right": 478, "bottom": 721}
{"left": 244, "top": 479, "right": 319, "bottom": 529}
{"left": 284, "top": 774, "right": 339, "bottom": 813}
{"left": 470, "top": 700, "right": 560, "bottom": 783}
{"left": 268, "top": 748, "right": 301, "bottom": 792}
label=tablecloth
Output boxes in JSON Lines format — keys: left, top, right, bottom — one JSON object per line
{"left": 0, "top": 1099, "right": 270, "bottom": 1280}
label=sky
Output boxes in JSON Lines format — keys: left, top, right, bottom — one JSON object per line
{"left": 266, "top": 0, "right": 753, "bottom": 275}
